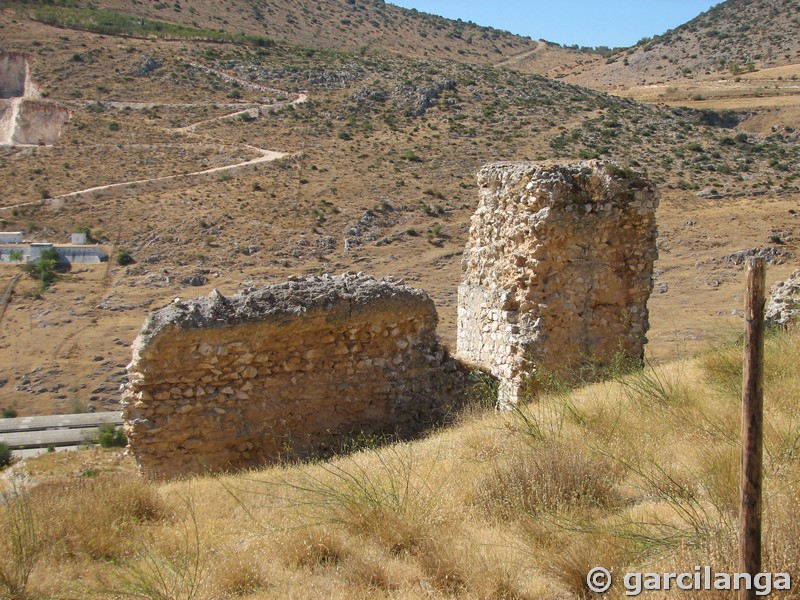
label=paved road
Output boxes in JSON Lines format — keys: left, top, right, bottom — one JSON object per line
{"left": 0, "top": 411, "right": 123, "bottom": 450}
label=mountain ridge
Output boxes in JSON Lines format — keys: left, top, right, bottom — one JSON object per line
{"left": 562, "top": 0, "right": 800, "bottom": 87}
{"left": 20, "top": 0, "right": 595, "bottom": 76}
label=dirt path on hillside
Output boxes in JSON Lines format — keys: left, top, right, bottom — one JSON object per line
{"left": 0, "top": 63, "right": 308, "bottom": 211}
{"left": 172, "top": 92, "right": 307, "bottom": 133}
{"left": 494, "top": 42, "right": 544, "bottom": 68}
{"left": 47, "top": 147, "right": 293, "bottom": 207}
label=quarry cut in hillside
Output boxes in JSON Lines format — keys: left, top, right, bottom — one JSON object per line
{"left": 123, "top": 274, "right": 467, "bottom": 479}
{"left": 457, "top": 161, "right": 660, "bottom": 405}
{"left": 0, "top": 52, "right": 69, "bottom": 146}
{"left": 0, "top": 52, "right": 34, "bottom": 99}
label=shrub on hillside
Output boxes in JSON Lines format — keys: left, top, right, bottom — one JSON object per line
{"left": 116, "top": 249, "right": 134, "bottom": 266}
{"left": 0, "top": 442, "right": 13, "bottom": 468}
{"left": 97, "top": 424, "right": 127, "bottom": 448}
{"left": 21, "top": 248, "right": 59, "bottom": 291}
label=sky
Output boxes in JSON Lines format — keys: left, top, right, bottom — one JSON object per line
{"left": 388, "top": 1, "right": 722, "bottom": 49}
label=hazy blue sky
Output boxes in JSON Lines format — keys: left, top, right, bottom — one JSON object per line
{"left": 389, "top": 1, "right": 721, "bottom": 48}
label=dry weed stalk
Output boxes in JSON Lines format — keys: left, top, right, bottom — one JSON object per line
{"left": 0, "top": 478, "right": 40, "bottom": 600}
{"left": 114, "top": 496, "right": 209, "bottom": 600}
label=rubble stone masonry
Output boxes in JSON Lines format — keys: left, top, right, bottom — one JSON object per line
{"left": 123, "top": 274, "right": 465, "bottom": 478}
{"left": 457, "top": 161, "right": 659, "bottom": 405}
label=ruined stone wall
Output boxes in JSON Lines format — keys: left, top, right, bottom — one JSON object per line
{"left": 766, "top": 269, "right": 800, "bottom": 327}
{"left": 457, "top": 161, "right": 659, "bottom": 404}
{"left": 123, "top": 274, "right": 465, "bottom": 478}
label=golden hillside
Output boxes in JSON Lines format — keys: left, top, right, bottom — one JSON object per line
{"left": 2, "top": 328, "right": 799, "bottom": 598}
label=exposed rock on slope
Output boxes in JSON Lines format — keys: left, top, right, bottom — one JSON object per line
{"left": 0, "top": 52, "right": 68, "bottom": 146}
{"left": 0, "top": 52, "right": 34, "bottom": 99}
{"left": 766, "top": 269, "right": 800, "bottom": 326}
{"left": 5, "top": 101, "right": 71, "bottom": 145}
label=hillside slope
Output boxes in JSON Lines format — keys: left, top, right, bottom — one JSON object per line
{"left": 563, "top": 0, "right": 800, "bottom": 87}
{"left": 0, "top": 6, "right": 798, "bottom": 419}
{"left": 4, "top": 328, "right": 800, "bottom": 598}
{"left": 19, "top": 0, "right": 592, "bottom": 75}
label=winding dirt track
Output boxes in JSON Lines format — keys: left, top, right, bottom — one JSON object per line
{"left": 494, "top": 41, "right": 545, "bottom": 68}
{"left": 0, "top": 62, "right": 307, "bottom": 211}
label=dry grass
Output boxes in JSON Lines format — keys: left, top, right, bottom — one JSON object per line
{"left": 30, "top": 475, "right": 170, "bottom": 561}
{"left": 475, "top": 442, "right": 618, "bottom": 520}
{"left": 4, "top": 326, "right": 799, "bottom": 598}
{"left": 0, "top": 481, "right": 39, "bottom": 600}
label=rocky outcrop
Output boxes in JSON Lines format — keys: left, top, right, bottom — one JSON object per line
{"left": 457, "top": 161, "right": 659, "bottom": 405}
{"left": 122, "top": 274, "right": 466, "bottom": 478}
{"left": 766, "top": 269, "right": 800, "bottom": 327}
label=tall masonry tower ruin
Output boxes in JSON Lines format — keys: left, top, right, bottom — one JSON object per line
{"left": 457, "top": 161, "right": 659, "bottom": 405}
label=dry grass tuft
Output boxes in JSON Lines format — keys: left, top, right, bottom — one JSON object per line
{"left": 700, "top": 324, "right": 800, "bottom": 401}
{"left": 277, "top": 445, "right": 454, "bottom": 555}
{"left": 278, "top": 526, "right": 350, "bottom": 568}
{"left": 0, "top": 481, "right": 39, "bottom": 600}
{"left": 339, "top": 551, "right": 400, "bottom": 592}
{"left": 29, "top": 475, "right": 169, "bottom": 561}
{"left": 475, "top": 442, "right": 618, "bottom": 520}
{"left": 548, "top": 536, "right": 629, "bottom": 600}
{"left": 206, "top": 545, "right": 273, "bottom": 597}
{"left": 113, "top": 496, "right": 209, "bottom": 600}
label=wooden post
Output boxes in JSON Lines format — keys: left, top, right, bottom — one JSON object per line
{"left": 740, "top": 256, "right": 765, "bottom": 599}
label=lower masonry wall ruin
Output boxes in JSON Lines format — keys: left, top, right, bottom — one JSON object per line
{"left": 123, "top": 274, "right": 466, "bottom": 478}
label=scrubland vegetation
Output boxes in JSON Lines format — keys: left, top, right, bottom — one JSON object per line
{"left": 2, "top": 326, "right": 799, "bottom": 599}
{"left": 28, "top": 4, "right": 275, "bottom": 48}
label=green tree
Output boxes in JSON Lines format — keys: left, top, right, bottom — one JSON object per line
{"left": 116, "top": 248, "right": 134, "bottom": 266}
{"left": 22, "top": 249, "right": 59, "bottom": 291}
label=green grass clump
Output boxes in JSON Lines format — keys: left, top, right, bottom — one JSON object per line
{"left": 0, "top": 441, "right": 13, "bottom": 468}
{"left": 96, "top": 424, "right": 127, "bottom": 448}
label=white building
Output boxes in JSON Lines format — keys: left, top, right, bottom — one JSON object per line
{"left": 0, "top": 231, "right": 24, "bottom": 243}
